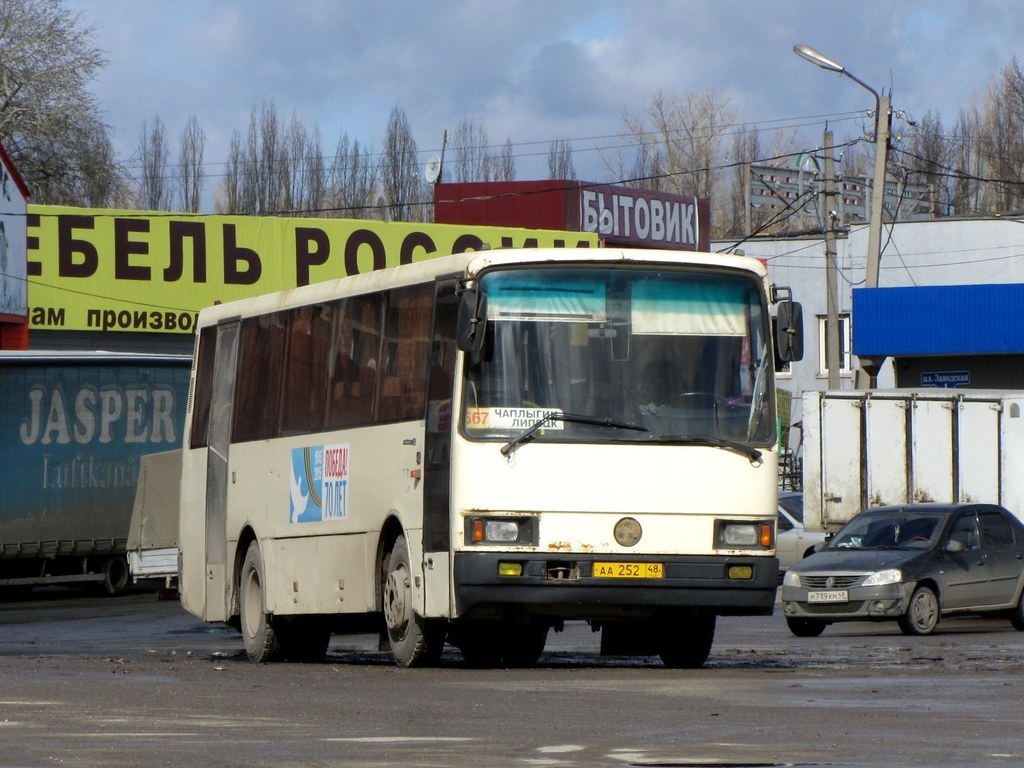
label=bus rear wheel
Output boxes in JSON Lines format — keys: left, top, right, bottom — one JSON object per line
{"left": 240, "top": 541, "right": 284, "bottom": 663}
{"left": 382, "top": 535, "right": 445, "bottom": 667}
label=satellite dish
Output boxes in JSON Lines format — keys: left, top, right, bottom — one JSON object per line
{"left": 424, "top": 154, "right": 442, "bottom": 184}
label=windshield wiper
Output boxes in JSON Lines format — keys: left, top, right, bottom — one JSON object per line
{"left": 659, "top": 434, "right": 763, "bottom": 464}
{"left": 500, "top": 412, "right": 647, "bottom": 458}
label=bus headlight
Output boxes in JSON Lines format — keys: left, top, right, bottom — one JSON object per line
{"left": 466, "top": 516, "right": 537, "bottom": 545}
{"left": 715, "top": 520, "right": 774, "bottom": 549}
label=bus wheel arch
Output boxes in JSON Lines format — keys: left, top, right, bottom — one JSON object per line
{"left": 378, "top": 522, "right": 445, "bottom": 667}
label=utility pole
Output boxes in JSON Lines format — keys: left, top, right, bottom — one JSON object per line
{"left": 864, "top": 92, "right": 891, "bottom": 292}
{"left": 823, "top": 129, "right": 841, "bottom": 389}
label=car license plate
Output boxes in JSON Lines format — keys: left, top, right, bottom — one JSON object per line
{"left": 593, "top": 562, "right": 663, "bottom": 579}
{"left": 808, "top": 589, "right": 849, "bottom": 603}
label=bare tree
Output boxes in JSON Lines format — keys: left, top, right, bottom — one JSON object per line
{"left": 949, "top": 105, "right": 983, "bottom": 216}
{"left": 621, "top": 89, "right": 737, "bottom": 235}
{"left": 380, "top": 106, "right": 420, "bottom": 221}
{"left": 451, "top": 117, "right": 492, "bottom": 182}
{"left": 216, "top": 129, "right": 244, "bottom": 214}
{"left": 301, "top": 126, "right": 326, "bottom": 214}
{"left": 179, "top": 113, "right": 205, "bottom": 213}
{"left": 329, "top": 132, "right": 378, "bottom": 218}
{"left": 0, "top": 0, "right": 122, "bottom": 204}
{"left": 727, "top": 126, "right": 759, "bottom": 237}
{"left": 492, "top": 138, "right": 516, "bottom": 182}
{"left": 900, "top": 111, "right": 949, "bottom": 215}
{"left": 245, "top": 103, "right": 286, "bottom": 214}
{"left": 137, "top": 115, "right": 172, "bottom": 210}
{"left": 547, "top": 138, "right": 576, "bottom": 180}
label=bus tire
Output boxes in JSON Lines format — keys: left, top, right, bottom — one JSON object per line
{"left": 240, "top": 541, "right": 284, "bottom": 663}
{"left": 501, "top": 623, "right": 548, "bottom": 668}
{"left": 101, "top": 555, "right": 130, "bottom": 596}
{"left": 658, "top": 614, "right": 715, "bottom": 669}
{"left": 383, "top": 535, "right": 445, "bottom": 667}
{"left": 451, "top": 621, "right": 503, "bottom": 667}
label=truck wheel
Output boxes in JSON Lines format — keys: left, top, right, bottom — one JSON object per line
{"left": 658, "top": 614, "right": 716, "bottom": 668}
{"left": 899, "top": 585, "right": 939, "bottom": 635}
{"left": 786, "top": 617, "right": 826, "bottom": 637}
{"left": 382, "top": 535, "right": 445, "bottom": 667}
{"left": 101, "top": 555, "right": 130, "bottom": 596}
{"left": 240, "top": 541, "right": 284, "bottom": 662}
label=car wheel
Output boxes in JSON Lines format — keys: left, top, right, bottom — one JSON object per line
{"left": 898, "top": 585, "right": 939, "bottom": 635}
{"left": 1011, "top": 591, "right": 1024, "bottom": 631}
{"left": 786, "top": 617, "right": 826, "bottom": 637}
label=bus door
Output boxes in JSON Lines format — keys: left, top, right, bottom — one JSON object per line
{"left": 422, "top": 279, "right": 459, "bottom": 617}
{"left": 205, "top": 321, "right": 239, "bottom": 618}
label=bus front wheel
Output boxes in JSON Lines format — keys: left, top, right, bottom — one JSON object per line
{"left": 240, "top": 541, "right": 284, "bottom": 663}
{"left": 658, "top": 614, "right": 716, "bottom": 668}
{"left": 382, "top": 535, "right": 445, "bottom": 667}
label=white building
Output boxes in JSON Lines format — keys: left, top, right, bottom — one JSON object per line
{"left": 716, "top": 216, "right": 1024, "bottom": 449}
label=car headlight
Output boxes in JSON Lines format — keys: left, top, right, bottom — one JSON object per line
{"left": 862, "top": 568, "right": 902, "bottom": 587}
{"left": 782, "top": 570, "right": 801, "bottom": 588}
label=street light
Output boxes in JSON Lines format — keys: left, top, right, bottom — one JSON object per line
{"left": 794, "top": 43, "right": 891, "bottom": 388}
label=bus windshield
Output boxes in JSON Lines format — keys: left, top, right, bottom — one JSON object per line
{"left": 461, "top": 266, "right": 775, "bottom": 448}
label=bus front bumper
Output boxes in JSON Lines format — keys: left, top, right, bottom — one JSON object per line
{"left": 453, "top": 551, "right": 778, "bottom": 620}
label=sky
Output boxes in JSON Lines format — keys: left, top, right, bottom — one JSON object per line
{"left": 62, "top": 0, "right": 1024, "bottom": 212}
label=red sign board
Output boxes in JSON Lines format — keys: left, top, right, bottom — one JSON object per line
{"left": 434, "top": 180, "right": 710, "bottom": 251}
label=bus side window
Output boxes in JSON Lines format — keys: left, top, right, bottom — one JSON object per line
{"left": 377, "top": 285, "right": 432, "bottom": 422}
{"left": 327, "top": 294, "right": 382, "bottom": 429}
{"left": 189, "top": 325, "right": 218, "bottom": 449}
{"left": 280, "top": 304, "right": 332, "bottom": 435}
{"left": 232, "top": 312, "right": 286, "bottom": 442}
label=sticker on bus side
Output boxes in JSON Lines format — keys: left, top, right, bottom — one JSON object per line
{"left": 289, "top": 443, "right": 350, "bottom": 523}
{"left": 463, "top": 407, "right": 566, "bottom": 432}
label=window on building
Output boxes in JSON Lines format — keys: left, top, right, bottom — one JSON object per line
{"left": 817, "top": 313, "right": 852, "bottom": 378}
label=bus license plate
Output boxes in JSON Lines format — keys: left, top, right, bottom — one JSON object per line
{"left": 593, "top": 562, "right": 663, "bottom": 579}
{"left": 808, "top": 590, "right": 848, "bottom": 603}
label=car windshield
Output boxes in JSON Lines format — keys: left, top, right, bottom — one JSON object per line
{"left": 461, "top": 266, "right": 775, "bottom": 448}
{"left": 778, "top": 494, "right": 803, "bottom": 522}
{"left": 829, "top": 511, "right": 945, "bottom": 550}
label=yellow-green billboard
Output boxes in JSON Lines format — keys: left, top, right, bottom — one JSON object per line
{"left": 27, "top": 205, "right": 598, "bottom": 334}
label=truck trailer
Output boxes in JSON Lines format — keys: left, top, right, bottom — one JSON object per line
{"left": 802, "top": 389, "right": 1024, "bottom": 533}
{"left": 0, "top": 351, "right": 190, "bottom": 593}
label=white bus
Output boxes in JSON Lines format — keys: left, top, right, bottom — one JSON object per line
{"left": 178, "top": 247, "right": 803, "bottom": 668}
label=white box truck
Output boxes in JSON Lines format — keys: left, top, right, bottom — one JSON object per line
{"left": 802, "top": 389, "right": 1024, "bottom": 532}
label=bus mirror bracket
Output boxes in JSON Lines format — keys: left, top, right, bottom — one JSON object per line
{"left": 456, "top": 286, "right": 487, "bottom": 354}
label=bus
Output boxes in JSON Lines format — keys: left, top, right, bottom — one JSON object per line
{"left": 178, "top": 247, "right": 803, "bottom": 667}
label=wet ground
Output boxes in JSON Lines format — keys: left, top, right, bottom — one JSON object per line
{"left": 1, "top": 588, "right": 1022, "bottom": 767}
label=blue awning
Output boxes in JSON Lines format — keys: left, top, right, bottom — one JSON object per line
{"left": 853, "top": 283, "right": 1024, "bottom": 357}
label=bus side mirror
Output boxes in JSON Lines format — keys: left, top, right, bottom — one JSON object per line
{"left": 775, "top": 300, "right": 804, "bottom": 363}
{"left": 456, "top": 288, "right": 487, "bottom": 354}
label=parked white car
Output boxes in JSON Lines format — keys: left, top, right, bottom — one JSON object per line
{"left": 777, "top": 492, "right": 827, "bottom": 572}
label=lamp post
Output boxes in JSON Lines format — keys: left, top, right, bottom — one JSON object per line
{"left": 794, "top": 44, "right": 891, "bottom": 387}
